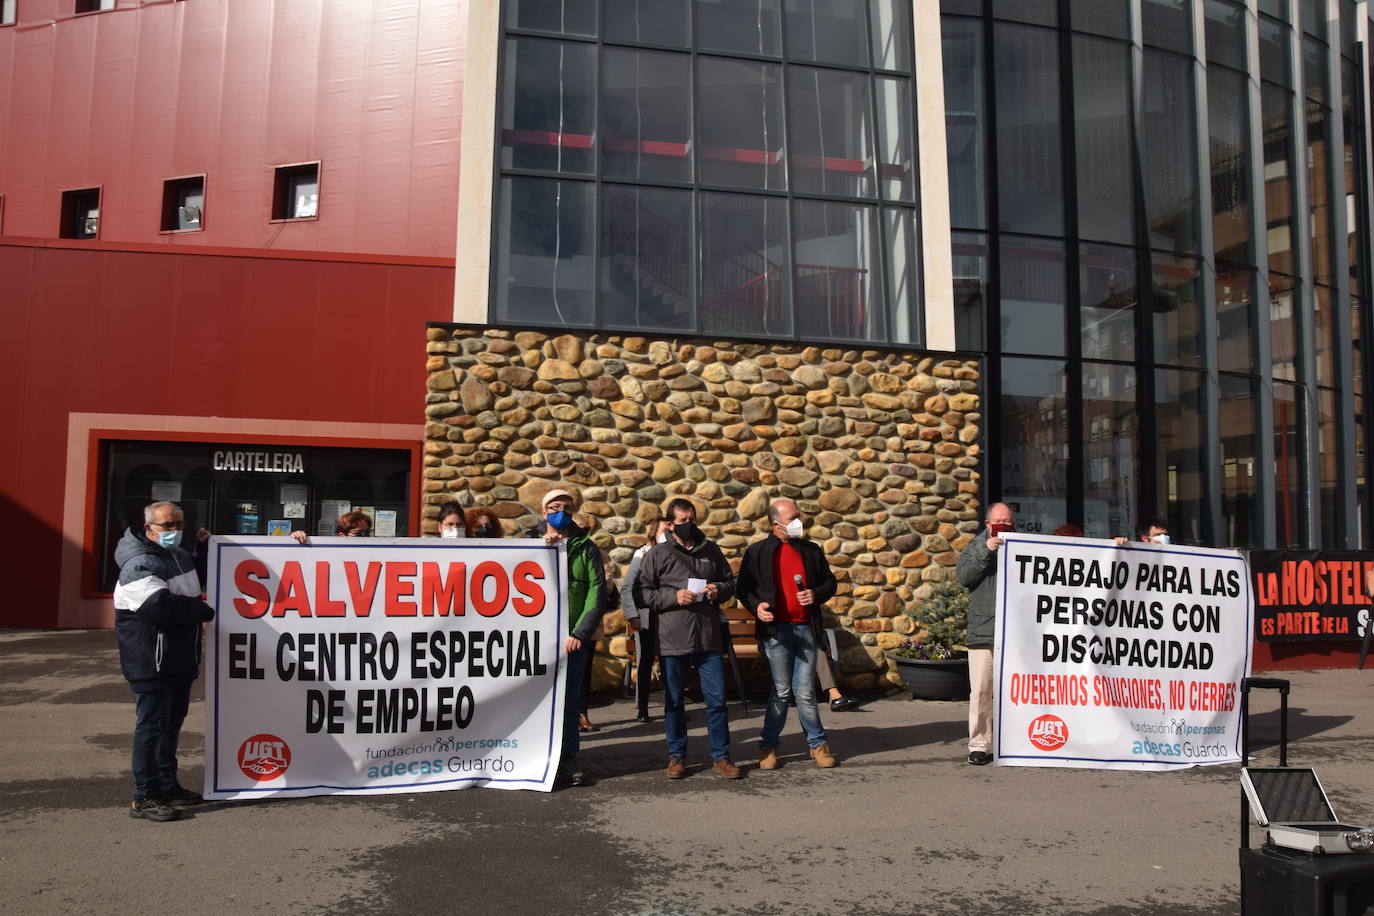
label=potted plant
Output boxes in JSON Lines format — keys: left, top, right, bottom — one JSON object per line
{"left": 886, "top": 580, "right": 971, "bottom": 700}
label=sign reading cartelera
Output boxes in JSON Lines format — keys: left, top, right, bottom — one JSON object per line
{"left": 994, "top": 535, "right": 1252, "bottom": 771}
{"left": 204, "top": 538, "right": 567, "bottom": 798}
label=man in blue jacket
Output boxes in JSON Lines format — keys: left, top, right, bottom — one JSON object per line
{"left": 114, "top": 501, "right": 215, "bottom": 821}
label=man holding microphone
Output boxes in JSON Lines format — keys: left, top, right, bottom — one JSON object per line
{"left": 737, "top": 498, "right": 839, "bottom": 770}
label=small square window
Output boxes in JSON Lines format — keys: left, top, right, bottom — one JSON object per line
{"left": 75, "top": 0, "right": 115, "bottom": 13}
{"left": 161, "top": 175, "right": 205, "bottom": 232}
{"left": 2, "top": 1, "right": 16, "bottom": 27}
{"left": 272, "top": 162, "right": 319, "bottom": 220}
{"left": 60, "top": 187, "right": 101, "bottom": 239}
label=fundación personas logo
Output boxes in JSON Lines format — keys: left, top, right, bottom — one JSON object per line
{"left": 1028, "top": 714, "right": 1069, "bottom": 751}
{"left": 238, "top": 734, "right": 292, "bottom": 781}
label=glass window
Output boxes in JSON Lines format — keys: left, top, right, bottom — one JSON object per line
{"left": 161, "top": 176, "right": 204, "bottom": 232}
{"left": 1258, "top": 16, "right": 1291, "bottom": 87}
{"left": 1073, "top": 35, "right": 1135, "bottom": 246}
{"left": 1143, "top": 0, "right": 1192, "bottom": 53}
{"left": 1216, "top": 264, "right": 1256, "bottom": 374}
{"left": 869, "top": 0, "right": 913, "bottom": 72}
{"left": 1143, "top": 49, "right": 1199, "bottom": 252}
{"left": 1300, "top": 0, "right": 1321, "bottom": 37}
{"left": 1204, "top": 0, "right": 1247, "bottom": 71}
{"left": 994, "top": 23, "right": 1063, "bottom": 236}
{"left": 1082, "top": 361, "right": 1139, "bottom": 538}
{"left": 99, "top": 440, "right": 412, "bottom": 592}
{"left": 698, "top": 57, "right": 786, "bottom": 190}
{"left": 501, "top": 37, "right": 596, "bottom": 174}
{"left": 1000, "top": 236, "right": 1066, "bottom": 356}
{"left": 699, "top": 192, "right": 790, "bottom": 336}
{"left": 695, "top": 0, "right": 781, "bottom": 56}
{"left": 601, "top": 48, "right": 693, "bottom": 182}
{"left": 1261, "top": 84, "right": 1296, "bottom": 277}
{"left": 507, "top": 0, "right": 597, "bottom": 36}
{"left": 784, "top": 0, "right": 868, "bottom": 66}
{"left": 943, "top": 17, "right": 987, "bottom": 229}
{"left": 884, "top": 207, "right": 921, "bottom": 345}
{"left": 1258, "top": 0, "right": 1288, "bottom": 20}
{"left": 1343, "top": 57, "right": 1363, "bottom": 302}
{"left": 992, "top": 0, "right": 1055, "bottom": 27}
{"left": 1270, "top": 271, "right": 1299, "bottom": 380}
{"left": 1314, "top": 285, "right": 1337, "bottom": 387}
{"left": 1218, "top": 374, "right": 1260, "bottom": 547}
{"left": 1307, "top": 101, "right": 1333, "bottom": 285}
{"left": 1208, "top": 67, "right": 1253, "bottom": 265}
{"left": 600, "top": 186, "right": 693, "bottom": 331}
{"left": 792, "top": 200, "right": 884, "bottom": 341}
{"left": 1, "top": 1, "right": 15, "bottom": 27}
{"left": 1273, "top": 380, "right": 1306, "bottom": 546}
{"left": 952, "top": 231, "right": 988, "bottom": 351}
{"left": 1152, "top": 253, "right": 1203, "bottom": 367}
{"left": 1318, "top": 387, "right": 1342, "bottom": 546}
{"left": 1154, "top": 369, "right": 1207, "bottom": 544}
{"left": 940, "top": 0, "right": 981, "bottom": 14}
{"left": 496, "top": 176, "right": 596, "bottom": 326}
{"left": 787, "top": 67, "right": 875, "bottom": 198}
{"left": 605, "top": 0, "right": 689, "bottom": 46}
{"left": 1303, "top": 35, "right": 1327, "bottom": 107}
{"left": 1080, "top": 243, "right": 1137, "bottom": 362}
{"left": 1072, "top": 0, "right": 1130, "bottom": 39}
{"left": 1001, "top": 357, "right": 1070, "bottom": 516}
{"left": 875, "top": 77, "right": 914, "bottom": 202}
{"left": 1357, "top": 391, "right": 1369, "bottom": 547}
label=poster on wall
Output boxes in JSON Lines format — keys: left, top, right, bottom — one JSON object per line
{"left": 203, "top": 537, "right": 568, "bottom": 798}
{"left": 1249, "top": 550, "right": 1373, "bottom": 642}
{"left": 994, "top": 534, "right": 1252, "bottom": 770}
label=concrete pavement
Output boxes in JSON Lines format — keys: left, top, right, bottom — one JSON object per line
{"left": 2, "top": 628, "right": 1371, "bottom": 915}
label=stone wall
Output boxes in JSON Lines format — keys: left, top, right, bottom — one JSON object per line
{"left": 424, "top": 325, "right": 982, "bottom": 690}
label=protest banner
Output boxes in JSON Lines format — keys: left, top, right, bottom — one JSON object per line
{"left": 1249, "top": 549, "right": 1374, "bottom": 643}
{"left": 994, "top": 534, "right": 1252, "bottom": 770}
{"left": 204, "top": 537, "right": 567, "bottom": 798}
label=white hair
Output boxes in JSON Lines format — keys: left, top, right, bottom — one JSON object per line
{"left": 144, "top": 501, "right": 182, "bottom": 524}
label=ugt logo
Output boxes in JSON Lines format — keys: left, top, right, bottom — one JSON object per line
{"left": 238, "top": 733, "right": 291, "bottom": 781}
{"left": 1028, "top": 714, "right": 1069, "bottom": 751}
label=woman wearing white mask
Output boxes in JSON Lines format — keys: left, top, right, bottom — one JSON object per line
{"left": 435, "top": 502, "right": 467, "bottom": 539}
{"left": 622, "top": 515, "right": 674, "bottom": 722}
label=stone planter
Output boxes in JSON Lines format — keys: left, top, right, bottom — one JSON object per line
{"left": 885, "top": 653, "right": 970, "bottom": 701}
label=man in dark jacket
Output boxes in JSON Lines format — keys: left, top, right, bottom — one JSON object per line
{"left": 737, "top": 499, "right": 839, "bottom": 770}
{"left": 540, "top": 487, "right": 606, "bottom": 788}
{"left": 632, "top": 498, "right": 740, "bottom": 779}
{"left": 114, "top": 501, "right": 215, "bottom": 821}
{"left": 955, "top": 502, "right": 1013, "bottom": 766}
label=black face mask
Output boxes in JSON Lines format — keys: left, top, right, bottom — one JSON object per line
{"left": 673, "top": 521, "right": 699, "bottom": 543}
{"left": 474, "top": 525, "right": 494, "bottom": 537}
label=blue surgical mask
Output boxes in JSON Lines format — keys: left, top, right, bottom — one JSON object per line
{"left": 546, "top": 510, "right": 573, "bottom": 532}
{"left": 157, "top": 530, "right": 182, "bottom": 549}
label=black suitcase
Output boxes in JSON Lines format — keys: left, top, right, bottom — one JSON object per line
{"left": 1238, "top": 677, "right": 1374, "bottom": 915}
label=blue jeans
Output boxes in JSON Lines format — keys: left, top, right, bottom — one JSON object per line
{"left": 760, "top": 623, "right": 827, "bottom": 749}
{"left": 562, "top": 645, "right": 590, "bottom": 760}
{"left": 131, "top": 682, "right": 192, "bottom": 800}
{"left": 662, "top": 651, "right": 730, "bottom": 762}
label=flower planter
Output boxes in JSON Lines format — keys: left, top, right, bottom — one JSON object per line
{"left": 885, "top": 654, "right": 971, "bottom": 701}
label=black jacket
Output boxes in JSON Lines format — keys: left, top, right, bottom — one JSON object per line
{"left": 631, "top": 535, "right": 736, "bottom": 657}
{"left": 113, "top": 528, "right": 215, "bottom": 692}
{"left": 736, "top": 535, "right": 838, "bottom": 640}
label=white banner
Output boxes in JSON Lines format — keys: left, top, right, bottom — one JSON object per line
{"left": 204, "top": 537, "right": 567, "bottom": 798}
{"left": 994, "top": 535, "right": 1252, "bottom": 770}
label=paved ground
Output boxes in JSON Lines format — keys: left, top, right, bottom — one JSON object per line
{"left": 2, "top": 628, "right": 1372, "bottom": 915}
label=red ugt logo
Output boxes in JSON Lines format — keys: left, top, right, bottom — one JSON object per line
{"left": 238, "top": 734, "right": 291, "bottom": 781}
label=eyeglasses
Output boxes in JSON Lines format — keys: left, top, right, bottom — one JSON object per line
{"left": 149, "top": 520, "right": 184, "bottom": 530}
{"left": 344, "top": 528, "right": 372, "bottom": 538}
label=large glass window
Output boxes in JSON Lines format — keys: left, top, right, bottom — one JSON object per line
{"left": 1080, "top": 243, "right": 1136, "bottom": 362}
{"left": 1073, "top": 36, "right": 1135, "bottom": 246}
{"left": 1154, "top": 369, "right": 1207, "bottom": 544}
{"left": 1208, "top": 67, "right": 1253, "bottom": 265}
{"left": 497, "top": 177, "right": 596, "bottom": 325}
{"left": 994, "top": 23, "right": 1063, "bottom": 236}
{"left": 501, "top": 38, "right": 596, "bottom": 174}
{"left": 1273, "top": 380, "right": 1307, "bottom": 547}
{"left": 700, "top": 192, "right": 790, "bottom": 336}
{"left": 1270, "top": 271, "right": 1299, "bottom": 380}
{"left": 698, "top": 57, "right": 786, "bottom": 191}
{"left": 1000, "top": 236, "right": 1066, "bottom": 356}
{"left": 1218, "top": 374, "right": 1260, "bottom": 547}
{"left": 1318, "top": 387, "right": 1342, "bottom": 545}
{"left": 1261, "top": 83, "right": 1297, "bottom": 277}
{"left": 784, "top": 0, "right": 869, "bottom": 66}
{"left": 696, "top": 0, "right": 781, "bottom": 56}
{"left": 787, "top": 67, "right": 875, "bottom": 198}
{"left": 602, "top": 49, "right": 692, "bottom": 183}
{"left": 1001, "top": 357, "right": 1069, "bottom": 528}
{"left": 601, "top": 186, "right": 693, "bottom": 331}
{"left": 1143, "top": 49, "right": 1199, "bottom": 252}
{"left": 1083, "top": 361, "right": 1138, "bottom": 538}
{"left": 1143, "top": 0, "right": 1192, "bottom": 53}
{"left": 943, "top": 17, "right": 987, "bottom": 229}
{"left": 792, "top": 200, "right": 884, "bottom": 341}
{"left": 952, "top": 231, "right": 989, "bottom": 350}
{"left": 1216, "top": 264, "right": 1256, "bottom": 374}
{"left": 1152, "top": 253, "right": 1203, "bottom": 367}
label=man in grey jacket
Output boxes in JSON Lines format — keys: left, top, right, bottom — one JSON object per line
{"left": 631, "top": 498, "right": 740, "bottom": 779}
{"left": 955, "top": 502, "right": 1013, "bottom": 766}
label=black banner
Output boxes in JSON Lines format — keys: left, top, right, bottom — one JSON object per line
{"left": 1249, "top": 550, "right": 1374, "bottom": 643}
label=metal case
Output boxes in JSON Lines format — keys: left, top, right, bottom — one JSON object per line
{"left": 1241, "top": 767, "right": 1374, "bottom": 855}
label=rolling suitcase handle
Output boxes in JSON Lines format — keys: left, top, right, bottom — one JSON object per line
{"left": 1240, "top": 676, "right": 1291, "bottom": 852}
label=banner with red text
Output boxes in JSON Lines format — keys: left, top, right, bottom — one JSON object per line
{"left": 1249, "top": 550, "right": 1374, "bottom": 642}
{"left": 994, "top": 534, "right": 1252, "bottom": 770}
{"left": 204, "top": 537, "right": 567, "bottom": 798}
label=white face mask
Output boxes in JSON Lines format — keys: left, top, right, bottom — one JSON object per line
{"left": 784, "top": 518, "right": 805, "bottom": 539}
{"left": 441, "top": 527, "right": 462, "bottom": 539}
{"left": 655, "top": 532, "right": 668, "bottom": 544}
{"left": 1152, "top": 533, "right": 1171, "bottom": 545}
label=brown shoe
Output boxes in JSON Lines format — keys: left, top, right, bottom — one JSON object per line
{"left": 809, "top": 743, "right": 838, "bottom": 768}
{"left": 713, "top": 759, "right": 741, "bottom": 779}
{"left": 578, "top": 713, "right": 598, "bottom": 733}
{"left": 665, "top": 757, "right": 686, "bottom": 779}
{"left": 758, "top": 746, "right": 780, "bottom": 770}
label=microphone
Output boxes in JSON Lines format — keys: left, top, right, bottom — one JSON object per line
{"left": 793, "top": 574, "right": 804, "bottom": 589}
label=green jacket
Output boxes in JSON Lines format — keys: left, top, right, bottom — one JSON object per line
{"left": 565, "top": 526, "right": 606, "bottom": 642}
{"left": 956, "top": 529, "right": 998, "bottom": 648}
